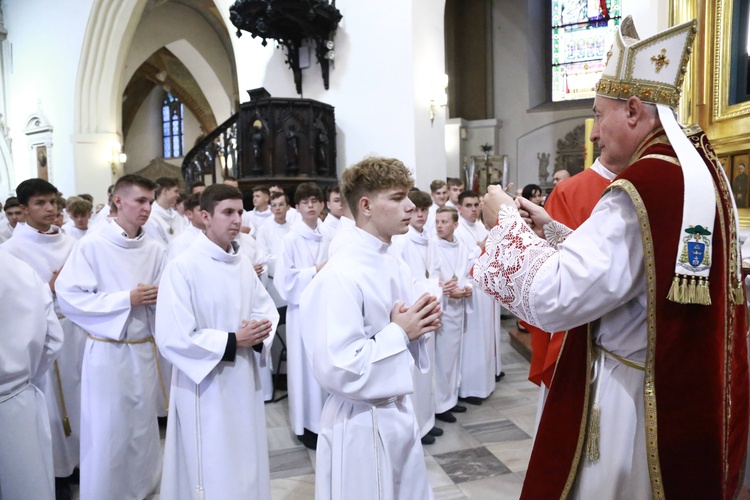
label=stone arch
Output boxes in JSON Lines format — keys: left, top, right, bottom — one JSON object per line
{"left": 74, "top": 0, "right": 146, "bottom": 136}
{"left": 75, "top": 0, "right": 238, "bottom": 137}
{"left": 72, "top": 0, "right": 240, "bottom": 196}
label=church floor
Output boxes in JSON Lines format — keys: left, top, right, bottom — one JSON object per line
{"left": 72, "top": 320, "right": 539, "bottom": 499}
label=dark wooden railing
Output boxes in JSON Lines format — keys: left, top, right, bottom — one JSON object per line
{"left": 181, "top": 112, "right": 238, "bottom": 186}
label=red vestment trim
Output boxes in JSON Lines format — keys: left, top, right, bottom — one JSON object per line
{"left": 521, "top": 128, "right": 749, "bottom": 499}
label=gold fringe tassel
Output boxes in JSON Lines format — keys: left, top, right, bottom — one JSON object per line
{"left": 585, "top": 404, "right": 601, "bottom": 463}
{"left": 666, "top": 274, "right": 711, "bottom": 305}
{"left": 686, "top": 276, "right": 696, "bottom": 304}
{"left": 732, "top": 281, "right": 744, "bottom": 305}
{"left": 667, "top": 275, "right": 682, "bottom": 303}
{"left": 697, "top": 277, "right": 712, "bottom": 306}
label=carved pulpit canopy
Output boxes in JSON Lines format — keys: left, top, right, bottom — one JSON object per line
{"left": 229, "top": 0, "right": 342, "bottom": 95}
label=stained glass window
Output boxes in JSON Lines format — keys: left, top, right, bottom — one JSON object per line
{"left": 552, "top": 0, "right": 622, "bottom": 102}
{"left": 162, "top": 92, "right": 184, "bottom": 158}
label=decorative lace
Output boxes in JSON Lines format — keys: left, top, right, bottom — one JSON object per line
{"left": 473, "top": 205, "right": 556, "bottom": 327}
{"left": 543, "top": 221, "right": 573, "bottom": 249}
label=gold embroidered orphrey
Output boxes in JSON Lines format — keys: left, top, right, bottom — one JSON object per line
{"left": 651, "top": 48, "right": 669, "bottom": 73}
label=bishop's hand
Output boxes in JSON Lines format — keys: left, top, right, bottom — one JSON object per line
{"left": 482, "top": 185, "right": 516, "bottom": 227}
{"left": 516, "top": 197, "right": 552, "bottom": 238}
{"left": 391, "top": 292, "right": 443, "bottom": 341}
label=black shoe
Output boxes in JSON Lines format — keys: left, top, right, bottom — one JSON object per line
{"left": 459, "top": 396, "right": 484, "bottom": 406}
{"left": 297, "top": 428, "right": 318, "bottom": 450}
{"left": 428, "top": 426, "right": 444, "bottom": 437}
{"left": 435, "top": 411, "right": 457, "bottom": 423}
{"left": 495, "top": 371, "right": 506, "bottom": 382}
{"left": 421, "top": 434, "right": 436, "bottom": 445}
{"left": 55, "top": 477, "right": 72, "bottom": 500}
{"left": 449, "top": 404, "right": 467, "bottom": 413}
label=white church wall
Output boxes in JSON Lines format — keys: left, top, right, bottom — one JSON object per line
{"left": 491, "top": 0, "right": 671, "bottom": 192}
{"left": 123, "top": 2, "right": 234, "bottom": 122}
{"left": 124, "top": 86, "right": 162, "bottom": 175}
{"left": 124, "top": 85, "right": 202, "bottom": 175}
{"left": 225, "top": 0, "right": 446, "bottom": 188}
{"left": 516, "top": 116, "right": 587, "bottom": 189}
{"left": 411, "top": 0, "right": 448, "bottom": 189}
{"left": 4, "top": 0, "right": 94, "bottom": 197}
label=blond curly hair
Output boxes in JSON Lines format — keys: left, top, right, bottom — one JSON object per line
{"left": 341, "top": 157, "right": 414, "bottom": 218}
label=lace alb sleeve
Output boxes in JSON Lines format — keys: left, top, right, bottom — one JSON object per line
{"left": 543, "top": 221, "right": 573, "bottom": 249}
{"left": 473, "top": 204, "right": 556, "bottom": 326}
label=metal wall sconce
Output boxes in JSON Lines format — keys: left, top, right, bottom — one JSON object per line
{"left": 430, "top": 74, "right": 449, "bottom": 126}
{"left": 229, "top": 0, "right": 343, "bottom": 96}
{"left": 107, "top": 142, "right": 127, "bottom": 177}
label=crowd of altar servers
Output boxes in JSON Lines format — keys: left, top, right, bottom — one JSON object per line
{"left": 0, "top": 174, "right": 505, "bottom": 499}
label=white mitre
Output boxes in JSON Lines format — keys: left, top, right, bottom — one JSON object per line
{"left": 596, "top": 16, "right": 728, "bottom": 306}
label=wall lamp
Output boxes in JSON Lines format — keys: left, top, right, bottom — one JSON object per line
{"left": 107, "top": 142, "right": 127, "bottom": 176}
{"left": 430, "top": 74, "right": 449, "bottom": 126}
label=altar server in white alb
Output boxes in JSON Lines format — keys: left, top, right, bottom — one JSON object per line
{"left": 0, "top": 196, "right": 24, "bottom": 243}
{"left": 388, "top": 189, "right": 443, "bottom": 445}
{"left": 256, "top": 190, "right": 292, "bottom": 306}
{"left": 454, "top": 190, "right": 503, "bottom": 401}
{"left": 270, "top": 184, "right": 300, "bottom": 224}
{"left": 242, "top": 185, "right": 272, "bottom": 236}
{"left": 319, "top": 184, "right": 344, "bottom": 241}
{"left": 301, "top": 157, "right": 442, "bottom": 500}
{"left": 0, "top": 252, "right": 63, "bottom": 500}
{"left": 144, "top": 176, "right": 184, "bottom": 248}
{"left": 432, "top": 207, "right": 473, "bottom": 422}
{"left": 61, "top": 197, "right": 93, "bottom": 240}
{"left": 275, "top": 181, "right": 329, "bottom": 449}
{"left": 168, "top": 193, "right": 204, "bottom": 260}
{"left": 156, "top": 184, "right": 279, "bottom": 500}
{"left": 0, "top": 179, "right": 82, "bottom": 495}
{"left": 56, "top": 174, "right": 167, "bottom": 500}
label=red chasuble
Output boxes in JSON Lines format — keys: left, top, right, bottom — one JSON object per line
{"left": 525, "top": 168, "right": 612, "bottom": 387}
{"left": 522, "top": 127, "right": 749, "bottom": 499}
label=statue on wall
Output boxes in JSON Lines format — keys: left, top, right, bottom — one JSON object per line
{"left": 316, "top": 129, "right": 329, "bottom": 175}
{"left": 250, "top": 119, "right": 264, "bottom": 174}
{"left": 537, "top": 152, "right": 550, "bottom": 184}
{"left": 285, "top": 125, "right": 299, "bottom": 175}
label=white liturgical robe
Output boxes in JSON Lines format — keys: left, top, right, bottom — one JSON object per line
{"left": 144, "top": 202, "right": 184, "bottom": 248}
{"left": 62, "top": 223, "right": 88, "bottom": 240}
{"left": 1, "top": 223, "right": 83, "bottom": 477}
{"left": 431, "top": 236, "right": 473, "bottom": 413}
{"left": 327, "top": 215, "right": 355, "bottom": 257}
{"left": 167, "top": 223, "right": 202, "bottom": 261}
{"left": 155, "top": 233, "right": 279, "bottom": 500}
{"left": 455, "top": 216, "right": 502, "bottom": 396}
{"left": 319, "top": 212, "right": 340, "bottom": 241}
{"left": 389, "top": 226, "right": 441, "bottom": 436}
{"left": 300, "top": 226, "right": 433, "bottom": 500}
{"left": 0, "top": 218, "right": 13, "bottom": 243}
{"left": 242, "top": 206, "right": 272, "bottom": 236}
{"left": 275, "top": 219, "right": 329, "bottom": 435}
{"left": 0, "top": 253, "right": 63, "bottom": 500}
{"left": 255, "top": 218, "right": 291, "bottom": 306}
{"left": 474, "top": 198, "right": 651, "bottom": 499}
{"left": 424, "top": 202, "right": 440, "bottom": 235}
{"left": 55, "top": 220, "right": 167, "bottom": 500}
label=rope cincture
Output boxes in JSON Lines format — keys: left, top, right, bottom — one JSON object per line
{"left": 586, "top": 346, "right": 646, "bottom": 462}
{"left": 341, "top": 394, "right": 401, "bottom": 500}
{"left": 85, "top": 333, "right": 169, "bottom": 413}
